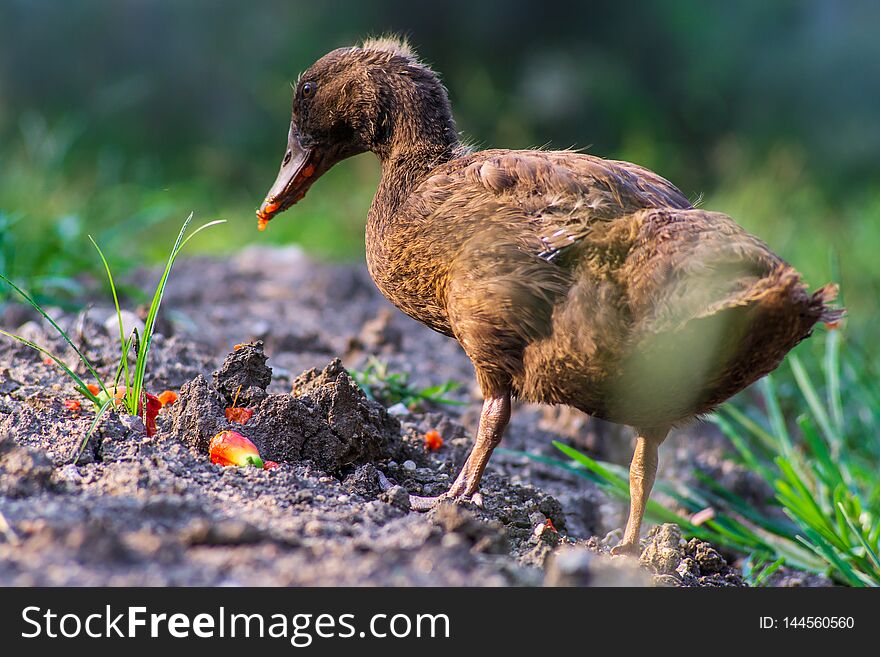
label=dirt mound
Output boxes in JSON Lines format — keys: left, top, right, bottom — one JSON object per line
{"left": 167, "top": 344, "right": 398, "bottom": 472}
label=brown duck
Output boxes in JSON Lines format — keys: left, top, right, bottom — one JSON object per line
{"left": 256, "top": 38, "right": 842, "bottom": 554}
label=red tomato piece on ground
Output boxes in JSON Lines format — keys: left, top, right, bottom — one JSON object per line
{"left": 424, "top": 429, "right": 444, "bottom": 451}
{"left": 225, "top": 407, "right": 254, "bottom": 424}
{"left": 157, "top": 390, "right": 178, "bottom": 407}
{"left": 209, "top": 430, "right": 264, "bottom": 468}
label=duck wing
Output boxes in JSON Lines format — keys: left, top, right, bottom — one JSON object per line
{"left": 410, "top": 149, "right": 692, "bottom": 262}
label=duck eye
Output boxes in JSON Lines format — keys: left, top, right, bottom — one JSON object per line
{"left": 301, "top": 81, "right": 316, "bottom": 99}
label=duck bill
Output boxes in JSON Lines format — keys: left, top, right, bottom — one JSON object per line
{"left": 256, "top": 129, "right": 323, "bottom": 231}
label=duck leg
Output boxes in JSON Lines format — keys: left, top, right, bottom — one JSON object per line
{"left": 408, "top": 391, "right": 511, "bottom": 511}
{"left": 611, "top": 426, "right": 670, "bottom": 556}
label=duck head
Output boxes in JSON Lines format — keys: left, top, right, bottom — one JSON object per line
{"left": 256, "top": 37, "right": 458, "bottom": 230}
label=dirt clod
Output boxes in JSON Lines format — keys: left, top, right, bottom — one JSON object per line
{"left": 343, "top": 463, "right": 383, "bottom": 497}
{"left": 639, "top": 524, "right": 745, "bottom": 587}
{"left": 168, "top": 374, "right": 227, "bottom": 452}
{"left": 213, "top": 341, "right": 271, "bottom": 406}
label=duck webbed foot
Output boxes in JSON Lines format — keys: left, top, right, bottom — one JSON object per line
{"left": 384, "top": 391, "right": 511, "bottom": 513}
{"left": 407, "top": 490, "right": 484, "bottom": 512}
{"left": 610, "top": 541, "right": 641, "bottom": 557}
{"left": 406, "top": 470, "right": 487, "bottom": 511}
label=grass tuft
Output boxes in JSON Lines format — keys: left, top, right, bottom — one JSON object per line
{"left": 349, "top": 357, "right": 465, "bottom": 411}
{"left": 1, "top": 213, "right": 223, "bottom": 460}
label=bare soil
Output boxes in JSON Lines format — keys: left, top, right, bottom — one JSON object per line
{"left": 0, "top": 245, "right": 818, "bottom": 586}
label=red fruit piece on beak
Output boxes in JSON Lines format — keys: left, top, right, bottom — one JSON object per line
{"left": 209, "top": 430, "right": 264, "bottom": 468}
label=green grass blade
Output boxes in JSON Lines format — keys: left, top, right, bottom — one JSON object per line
{"left": 0, "top": 328, "right": 100, "bottom": 405}
{"left": 759, "top": 376, "right": 793, "bottom": 456}
{"left": 88, "top": 235, "right": 131, "bottom": 400}
{"left": 131, "top": 215, "right": 223, "bottom": 408}
{"left": 796, "top": 529, "right": 866, "bottom": 587}
{"left": 824, "top": 329, "right": 845, "bottom": 436}
{"left": 797, "top": 416, "right": 843, "bottom": 490}
{"left": 790, "top": 355, "right": 840, "bottom": 455}
{"left": 718, "top": 404, "right": 777, "bottom": 450}
{"left": 711, "top": 411, "right": 775, "bottom": 480}
{"left": 753, "top": 556, "right": 785, "bottom": 587}
{"left": 496, "top": 447, "right": 607, "bottom": 486}
{"left": 838, "top": 502, "right": 880, "bottom": 574}
{"left": 176, "top": 219, "right": 226, "bottom": 251}
{"left": 0, "top": 272, "right": 109, "bottom": 398}
{"left": 554, "top": 441, "right": 630, "bottom": 494}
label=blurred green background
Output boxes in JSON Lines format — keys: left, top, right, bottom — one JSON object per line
{"left": 1, "top": 0, "right": 877, "bottom": 339}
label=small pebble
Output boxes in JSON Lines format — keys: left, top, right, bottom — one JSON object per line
{"left": 402, "top": 460, "right": 416, "bottom": 471}
{"left": 386, "top": 403, "right": 410, "bottom": 417}
{"left": 102, "top": 310, "right": 145, "bottom": 341}
{"left": 59, "top": 464, "right": 83, "bottom": 482}
{"left": 380, "top": 485, "right": 411, "bottom": 511}
{"left": 529, "top": 511, "right": 546, "bottom": 526}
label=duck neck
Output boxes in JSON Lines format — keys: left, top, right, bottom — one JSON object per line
{"left": 368, "top": 75, "right": 461, "bottom": 227}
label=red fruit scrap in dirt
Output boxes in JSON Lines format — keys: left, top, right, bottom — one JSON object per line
{"left": 43, "top": 357, "right": 54, "bottom": 366}
{"left": 424, "top": 429, "right": 443, "bottom": 451}
{"left": 157, "top": 390, "right": 178, "bottom": 407}
{"left": 543, "top": 518, "right": 558, "bottom": 533}
{"left": 86, "top": 384, "right": 101, "bottom": 396}
{"left": 107, "top": 386, "right": 162, "bottom": 436}
{"left": 225, "top": 406, "right": 254, "bottom": 424}
{"left": 263, "top": 460, "right": 280, "bottom": 471}
{"left": 64, "top": 399, "right": 81, "bottom": 412}
{"left": 209, "top": 430, "right": 264, "bottom": 469}
{"left": 144, "top": 393, "right": 162, "bottom": 437}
